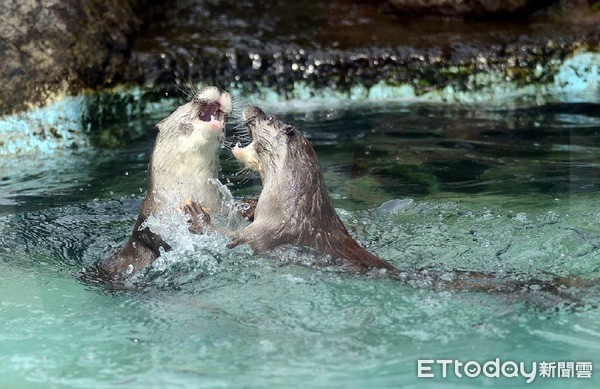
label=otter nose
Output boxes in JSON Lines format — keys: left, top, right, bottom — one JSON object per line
{"left": 243, "top": 106, "right": 266, "bottom": 122}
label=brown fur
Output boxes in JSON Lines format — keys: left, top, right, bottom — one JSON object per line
{"left": 228, "top": 107, "right": 597, "bottom": 305}
{"left": 229, "top": 106, "right": 395, "bottom": 272}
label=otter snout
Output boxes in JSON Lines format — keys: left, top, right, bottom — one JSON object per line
{"left": 232, "top": 142, "right": 259, "bottom": 171}
{"left": 232, "top": 144, "right": 244, "bottom": 159}
{"left": 242, "top": 106, "right": 266, "bottom": 123}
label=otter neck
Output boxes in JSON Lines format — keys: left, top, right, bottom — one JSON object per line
{"left": 258, "top": 140, "right": 338, "bottom": 225}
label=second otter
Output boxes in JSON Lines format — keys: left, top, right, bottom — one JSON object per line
{"left": 229, "top": 106, "right": 396, "bottom": 272}
{"left": 228, "top": 107, "right": 594, "bottom": 302}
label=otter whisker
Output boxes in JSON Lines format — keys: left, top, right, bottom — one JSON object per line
{"left": 222, "top": 141, "right": 238, "bottom": 151}
{"left": 226, "top": 132, "right": 252, "bottom": 146}
{"left": 234, "top": 166, "right": 257, "bottom": 186}
{"left": 229, "top": 95, "right": 254, "bottom": 118}
{"left": 172, "top": 76, "right": 200, "bottom": 102}
{"left": 229, "top": 121, "right": 250, "bottom": 131}
{"left": 173, "top": 82, "right": 192, "bottom": 101}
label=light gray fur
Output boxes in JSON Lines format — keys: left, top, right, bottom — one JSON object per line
{"left": 96, "top": 86, "right": 232, "bottom": 281}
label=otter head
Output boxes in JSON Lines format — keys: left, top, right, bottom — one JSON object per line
{"left": 150, "top": 86, "right": 232, "bottom": 200}
{"left": 155, "top": 86, "right": 232, "bottom": 156}
{"left": 232, "top": 106, "right": 297, "bottom": 180}
{"left": 188, "top": 86, "right": 233, "bottom": 144}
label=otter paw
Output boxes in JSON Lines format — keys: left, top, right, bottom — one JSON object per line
{"left": 226, "top": 241, "right": 240, "bottom": 249}
{"left": 183, "top": 200, "right": 211, "bottom": 234}
{"left": 239, "top": 198, "right": 258, "bottom": 221}
{"left": 226, "top": 235, "right": 244, "bottom": 249}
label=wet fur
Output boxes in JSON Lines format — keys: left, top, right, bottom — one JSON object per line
{"left": 229, "top": 107, "right": 598, "bottom": 306}
{"left": 229, "top": 107, "right": 396, "bottom": 272}
{"left": 96, "top": 87, "right": 231, "bottom": 281}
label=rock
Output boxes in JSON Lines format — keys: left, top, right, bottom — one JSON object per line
{"left": 385, "top": 0, "right": 554, "bottom": 16}
{"left": 1, "top": 0, "right": 598, "bottom": 156}
{"left": 129, "top": 0, "right": 599, "bottom": 102}
{"left": 0, "top": 0, "right": 158, "bottom": 117}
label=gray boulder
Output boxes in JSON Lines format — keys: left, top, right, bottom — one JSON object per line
{"left": 0, "top": 0, "right": 152, "bottom": 117}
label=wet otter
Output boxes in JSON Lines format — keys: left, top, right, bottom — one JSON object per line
{"left": 229, "top": 106, "right": 396, "bottom": 272}
{"left": 228, "top": 107, "right": 597, "bottom": 304}
{"left": 96, "top": 86, "right": 232, "bottom": 281}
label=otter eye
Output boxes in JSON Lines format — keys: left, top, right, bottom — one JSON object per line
{"left": 266, "top": 116, "right": 274, "bottom": 122}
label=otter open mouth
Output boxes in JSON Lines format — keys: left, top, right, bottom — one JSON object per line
{"left": 199, "top": 101, "right": 225, "bottom": 123}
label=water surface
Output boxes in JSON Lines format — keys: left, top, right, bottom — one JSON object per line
{"left": 1, "top": 101, "right": 599, "bottom": 388}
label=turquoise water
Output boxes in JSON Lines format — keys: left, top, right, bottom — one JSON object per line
{"left": 1, "top": 101, "right": 599, "bottom": 388}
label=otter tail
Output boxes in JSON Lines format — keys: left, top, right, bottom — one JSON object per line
{"left": 392, "top": 268, "right": 599, "bottom": 308}
{"left": 337, "top": 234, "right": 397, "bottom": 272}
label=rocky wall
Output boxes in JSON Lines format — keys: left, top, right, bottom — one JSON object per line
{"left": 1, "top": 0, "right": 598, "bottom": 156}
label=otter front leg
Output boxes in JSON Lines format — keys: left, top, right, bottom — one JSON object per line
{"left": 225, "top": 225, "right": 275, "bottom": 253}
{"left": 183, "top": 199, "right": 211, "bottom": 234}
{"left": 226, "top": 233, "right": 246, "bottom": 249}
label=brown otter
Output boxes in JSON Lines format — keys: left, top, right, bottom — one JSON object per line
{"left": 228, "top": 107, "right": 597, "bottom": 304}
{"left": 96, "top": 86, "right": 232, "bottom": 281}
{"left": 228, "top": 106, "right": 396, "bottom": 272}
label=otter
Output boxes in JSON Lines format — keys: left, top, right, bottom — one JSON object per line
{"left": 228, "top": 106, "right": 396, "bottom": 272}
{"left": 96, "top": 86, "right": 232, "bottom": 281}
{"left": 227, "top": 107, "right": 597, "bottom": 304}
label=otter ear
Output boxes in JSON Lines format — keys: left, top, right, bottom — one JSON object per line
{"left": 282, "top": 125, "right": 295, "bottom": 136}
